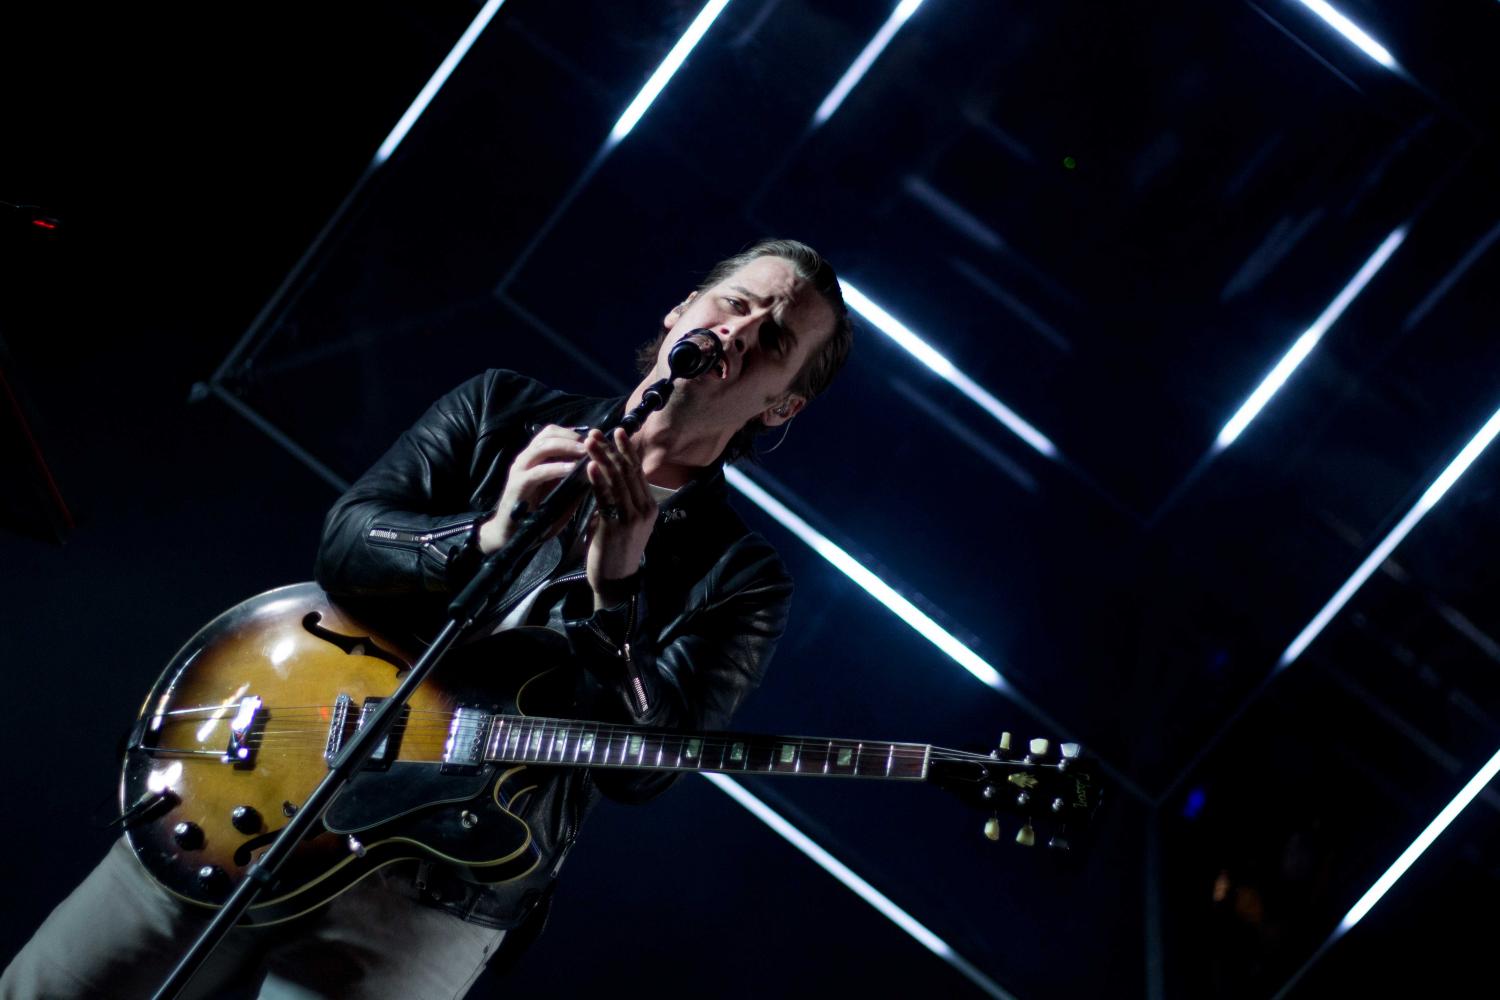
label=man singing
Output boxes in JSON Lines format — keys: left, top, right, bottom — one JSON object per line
{"left": 1, "top": 238, "right": 853, "bottom": 998}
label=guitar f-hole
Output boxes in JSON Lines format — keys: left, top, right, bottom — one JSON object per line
{"left": 301, "top": 613, "right": 408, "bottom": 673}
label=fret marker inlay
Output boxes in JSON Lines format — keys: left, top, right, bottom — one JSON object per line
{"left": 686, "top": 738, "right": 701, "bottom": 759}
{"left": 779, "top": 744, "right": 796, "bottom": 764}
{"left": 837, "top": 748, "right": 853, "bottom": 766}
{"left": 730, "top": 742, "right": 745, "bottom": 762}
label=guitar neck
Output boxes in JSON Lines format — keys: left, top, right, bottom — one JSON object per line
{"left": 478, "top": 714, "right": 931, "bottom": 780}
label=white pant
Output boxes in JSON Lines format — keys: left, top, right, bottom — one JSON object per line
{"left": 1, "top": 839, "right": 506, "bottom": 1000}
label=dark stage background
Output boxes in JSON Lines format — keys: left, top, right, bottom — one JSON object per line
{"left": 4, "top": 2, "right": 1499, "bottom": 997}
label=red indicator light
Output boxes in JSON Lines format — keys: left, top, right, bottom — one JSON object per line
{"left": 32, "top": 218, "right": 58, "bottom": 230}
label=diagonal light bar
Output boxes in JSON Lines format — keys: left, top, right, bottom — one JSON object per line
{"left": 1295, "top": 0, "right": 1398, "bottom": 69}
{"left": 1340, "top": 744, "right": 1500, "bottom": 933}
{"left": 840, "top": 281, "right": 1059, "bottom": 459}
{"left": 812, "top": 0, "right": 926, "bottom": 126}
{"left": 703, "top": 773, "right": 1018, "bottom": 1000}
{"left": 374, "top": 0, "right": 509, "bottom": 166}
{"left": 1279, "top": 401, "right": 1500, "bottom": 669}
{"left": 1216, "top": 227, "right": 1406, "bottom": 452}
{"left": 1276, "top": 744, "right": 1500, "bottom": 999}
{"left": 609, "top": 0, "right": 732, "bottom": 145}
{"left": 726, "top": 467, "right": 1008, "bottom": 692}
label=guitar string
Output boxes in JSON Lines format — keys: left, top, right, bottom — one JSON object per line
{"left": 162, "top": 725, "right": 1029, "bottom": 763}
{"left": 157, "top": 708, "right": 1054, "bottom": 758}
{"left": 153, "top": 726, "right": 1006, "bottom": 760}
{"left": 159, "top": 737, "right": 1043, "bottom": 770}
{"left": 152, "top": 708, "right": 1051, "bottom": 767}
{"left": 160, "top": 709, "right": 1020, "bottom": 759}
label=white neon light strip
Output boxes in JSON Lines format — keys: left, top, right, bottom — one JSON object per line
{"left": 1279, "top": 402, "right": 1500, "bottom": 668}
{"left": 840, "top": 281, "right": 1059, "bottom": 459}
{"left": 1295, "top": 0, "right": 1397, "bottom": 69}
{"left": 1338, "top": 744, "right": 1500, "bottom": 933}
{"left": 812, "top": 0, "right": 926, "bottom": 126}
{"left": 373, "top": 0, "right": 509, "bottom": 166}
{"left": 609, "top": 0, "right": 732, "bottom": 144}
{"left": 703, "top": 773, "right": 1017, "bottom": 1000}
{"left": 1216, "top": 227, "right": 1406, "bottom": 452}
{"left": 726, "top": 467, "right": 1008, "bottom": 692}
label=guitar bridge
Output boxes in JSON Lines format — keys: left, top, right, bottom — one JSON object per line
{"left": 224, "top": 695, "right": 262, "bottom": 768}
{"left": 325, "top": 693, "right": 354, "bottom": 765}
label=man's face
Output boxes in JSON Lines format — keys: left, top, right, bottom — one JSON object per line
{"left": 654, "top": 255, "right": 835, "bottom": 434}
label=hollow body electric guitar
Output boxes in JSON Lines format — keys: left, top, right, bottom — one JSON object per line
{"left": 121, "top": 583, "right": 1101, "bottom": 925}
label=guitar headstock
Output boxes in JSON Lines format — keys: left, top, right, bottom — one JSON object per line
{"left": 927, "top": 732, "right": 1103, "bottom": 853}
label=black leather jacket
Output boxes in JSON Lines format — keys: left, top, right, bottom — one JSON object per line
{"left": 314, "top": 369, "right": 792, "bottom": 925}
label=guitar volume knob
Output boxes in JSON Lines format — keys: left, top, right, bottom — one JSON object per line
{"left": 196, "top": 865, "right": 230, "bottom": 896}
{"left": 172, "top": 821, "right": 204, "bottom": 850}
{"left": 231, "top": 805, "right": 262, "bottom": 833}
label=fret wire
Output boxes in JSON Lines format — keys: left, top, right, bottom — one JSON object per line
{"left": 478, "top": 713, "right": 938, "bottom": 774}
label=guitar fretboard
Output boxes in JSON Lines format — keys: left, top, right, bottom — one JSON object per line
{"left": 478, "top": 714, "right": 930, "bottom": 780}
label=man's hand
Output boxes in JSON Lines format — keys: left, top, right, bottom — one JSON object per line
{"left": 477, "top": 425, "right": 588, "bottom": 554}
{"left": 583, "top": 427, "right": 658, "bottom": 609}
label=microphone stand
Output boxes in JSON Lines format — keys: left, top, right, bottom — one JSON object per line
{"left": 153, "top": 337, "right": 717, "bottom": 1000}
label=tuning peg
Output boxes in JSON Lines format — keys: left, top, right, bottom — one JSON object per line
{"left": 1047, "top": 835, "right": 1071, "bottom": 853}
{"left": 981, "top": 784, "right": 997, "bottom": 801}
{"left": 1029, "top": 738, "right": 1051, "bottom": 756}
{"left": 1015, "top": 822, "right": 1036, "bottom": 847}
{"left": 1015, "top": 791, "right": 1031, "bottom": 808}
{"left": 998, "top": 732, "right": 1014, "bottom": 756}
{"left": 984, "top": 816, "right": 1001, "bottom": 842}
{"left": 1058, "top": 742, "right": 1081, "bottom": 769}
{"left": 1051, "top": 797, "right": 1065, "bottom": 813}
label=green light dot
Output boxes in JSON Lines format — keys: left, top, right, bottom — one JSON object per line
{"left": 1063, "top": 156, "right": 1077, "bottom": 170}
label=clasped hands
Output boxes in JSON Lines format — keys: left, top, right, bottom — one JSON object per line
{"left": 477, "top": 425, "right": 658, "bottom": 610}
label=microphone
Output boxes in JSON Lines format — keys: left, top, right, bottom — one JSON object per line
{"left": 667, "top": 329, "right": 724, "bottom": 379}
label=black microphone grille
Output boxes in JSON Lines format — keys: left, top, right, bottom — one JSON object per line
{"left": 667, "top": 329, "right": 723, "bottom": 378}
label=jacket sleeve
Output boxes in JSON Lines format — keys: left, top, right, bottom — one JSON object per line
{"left": 315, "top": 372, "right": 507, "bottom": 598}
{"left": 562, "top": 532, "right": 793, "bottom": 804}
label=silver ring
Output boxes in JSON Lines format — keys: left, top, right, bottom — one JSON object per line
{"left": 600, "top": 504, "right": 622, "bottom": 522}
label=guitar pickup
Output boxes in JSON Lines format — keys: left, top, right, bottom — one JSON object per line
{"left": 354, "top": 697, "right": 407, "bottom": 770}
{"left": 224, "top": 696, "right": 262, "bottom": 767}
{"left": 323, "top": 694, "right": 408, "bottom": 770}
{"left": 442, "top": 707, "right": 491, "bottom": 774}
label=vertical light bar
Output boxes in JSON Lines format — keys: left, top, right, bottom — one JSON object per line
{"left": 373, "top": 0, "right": 509, "bottom": 166}
{"left": 1216, "top": 227, "right": 1406, "bottom": 452}
{"left": 609, "top": 0, "right": 732, "bottom": 145}
{"left": 841, "top": 281, "right": 1059, "bottom": 459}
{"left": 812, "top": 0, "right": 925, "bottom": 126}
{"left": 703, "top": 773, "right": 1018, "bottom": 1000}
{"left": 1339, "top": 745, "right": 1500, "bottom": 933}
{"left": 1295, "top": 0, "right": 1398, "bottom": 69}
{"left": 726, "top": 467, "right": 1008, "bottom": 691}
{"left": 1278, "top": 402, "right": 1500, "bottom": 668}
